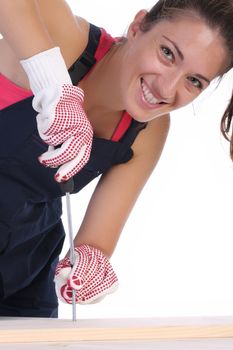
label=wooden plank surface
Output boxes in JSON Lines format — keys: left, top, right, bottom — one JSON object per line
{"left": 0, "top": 316, "right": 233, "bottom": 344}
{"left": 1, "top": 338, "right": 233, "bottom": 350}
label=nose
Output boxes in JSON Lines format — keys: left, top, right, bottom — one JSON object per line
{"left": 155, "top": 70, "right": 183, "bottom": 103}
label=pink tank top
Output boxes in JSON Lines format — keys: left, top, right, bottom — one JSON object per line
{"left": 0, "top": 73, "right": 32, "bottom": 109}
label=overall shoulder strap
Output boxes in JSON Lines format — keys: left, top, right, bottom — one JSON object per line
{"left": 120, "top": 120, "right": 147, "bottom": 148}
{"left": 68, "top": 24, "right": 101, "bottom": 85}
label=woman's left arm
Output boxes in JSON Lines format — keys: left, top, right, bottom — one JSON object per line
{"left": 55, "top": 114, "right": 170, "bottom": 304}
{"left": 74, "top": 114, "right": 170, "bottom": 258}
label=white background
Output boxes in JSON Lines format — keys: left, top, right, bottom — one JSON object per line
{"left": 60, "top": 0, "right": 233, "bottom": 319}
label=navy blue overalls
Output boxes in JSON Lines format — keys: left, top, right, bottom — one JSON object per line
{"left": 0, "top": 24, "right": 147, "bottom": 317}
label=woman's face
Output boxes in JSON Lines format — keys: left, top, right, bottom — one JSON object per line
{"left": 120, "top": 11, "right": 228, "bottom": 122}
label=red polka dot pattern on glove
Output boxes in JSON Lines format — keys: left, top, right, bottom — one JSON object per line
{"left": 54, "top": 244, "right": 119, "bottom": 305}
{"left": 36, "top": 85, "right": 93, "bottom": 182}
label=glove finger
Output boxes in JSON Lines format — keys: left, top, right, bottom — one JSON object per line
{"left": 54, "top": 256, "right": 71, "bottom": 278}
{"left": 73, "top": 264, "right": 104, "bottom": 299}
{"left": 77, "top": 279, "right": 119, "bottom": 305}
{"left": 38, "top": 135, "right": 79, "bottom": 166}
{"left": 68, "top": 245, "right": 99, "bottom": 290}
{"left": 78, "top": 295, "right": 106, "bottom": 305}
{"left": 70, "top": 254, "right": 107, "bottom": 299}
{"left": 54, "top": 144, "right": 91, "bottom": 182}
{"left": 38, "top": 135, "right": 90, "bottom": 169}
{"left": 55, "top": 279, "right": 70, "bottom": 304}
{"left": 71, "top": 248, "right": 89, "bottom": 290}
{"left": 39, "top": 126, "right": 81, "bottom": 146}
{"left": 75, "top": 245, "right": 110, "bottom": 290}
{"left": 41, "top": 117, "right": 93, "bottom": 146}
{"left": 54, "top": 256, "right": 72, "bottom": 294}
{"left": 76, "top": 260, "right": 119, "bottom": 304}
{"left": 60, "top": 284, "right": 74, "bottom": 304}
{"left": 54, "top": 265, "right": 72, "bottom": 285}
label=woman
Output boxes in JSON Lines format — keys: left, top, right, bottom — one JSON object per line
{"left": 0, "top": 0, "right": 232, "bottom": 317}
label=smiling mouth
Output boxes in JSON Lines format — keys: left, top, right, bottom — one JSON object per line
{"left": 141, "top": 78, "right": 166, "bottom": 106}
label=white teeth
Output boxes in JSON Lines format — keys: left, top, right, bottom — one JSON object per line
{"left": 141, "top": 80, "right": 159, "bottom": 105}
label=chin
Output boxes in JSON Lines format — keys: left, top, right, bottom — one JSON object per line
{"left": 130, "top": 110, "right": 169, "bottom": 123}
{"left": 125, "top": 107, "right": 149, "bottom": 123}
{"left": 129, "top": 114, "right": 147, "bottom": 123}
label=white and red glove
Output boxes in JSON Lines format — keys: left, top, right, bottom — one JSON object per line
{"left": 54, "top": 244, "right": 119, "bottom": 304}
{"left": 20, "top": 47, "right": 93, "bottom": 182}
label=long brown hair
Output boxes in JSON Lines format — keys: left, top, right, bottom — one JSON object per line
{"left": 140, "top": 0, "right": 233, "bottom": 160}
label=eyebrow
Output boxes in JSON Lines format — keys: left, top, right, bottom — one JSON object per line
{"left": 162, "top": 35, "right": 211, "bottom": 84}
{"left": 163, "top": 35, "right": 184, "bottom": 60}
{"left": 194, "top": 73, "right": 210, "bottom": 85}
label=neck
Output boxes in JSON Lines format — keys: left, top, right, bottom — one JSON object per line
{"left": 78, "top": 44, "right": 125, "bottom": 139}
{"left": 80, "top": 43, "right": 124, "bottom": 115}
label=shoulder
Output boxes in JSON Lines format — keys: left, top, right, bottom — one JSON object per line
{"left": 131, "top": 114, "right": 170, "bottom": 164}
{"left": 96, "top": 115, "right": 170, "bottom": 221}
{"left": 102, "top": 114, "right": 170, "bottom": 186}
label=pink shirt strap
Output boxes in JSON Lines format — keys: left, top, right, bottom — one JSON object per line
{"left": 111, "top": 111, "right": 132, "bottom": 142}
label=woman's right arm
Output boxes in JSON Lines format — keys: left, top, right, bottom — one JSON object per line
{"left": 0, "top": 0, "right": 93, "bottom": 183}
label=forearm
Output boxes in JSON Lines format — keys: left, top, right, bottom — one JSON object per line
{"left": 0, "top": 0, "right": 53, "bottom": 59}
{"left": 73, "top": 177, "right": 134, "bottom": 258}
{"left": 72, "top": 163, "right": 153, "bottom": 259}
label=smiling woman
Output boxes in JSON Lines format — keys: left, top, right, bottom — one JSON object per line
{"left": 0, "top": 0, "right": 232, "bottom": 319}
{"left": 117, "top": 11, "right": 228, "bottom": 123}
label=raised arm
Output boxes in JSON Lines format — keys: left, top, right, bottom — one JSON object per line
{"left": 0, "top": 0, "right": 93, "bottom": 183}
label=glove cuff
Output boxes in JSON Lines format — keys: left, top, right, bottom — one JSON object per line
{"left": 20, "top": 47, "right": 72, "bottom": 94}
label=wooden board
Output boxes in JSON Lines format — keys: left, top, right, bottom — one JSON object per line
{"left": 0, "top": 316, "right": 233, "bottom": 344}
{"left": 1, "top": 339, "right": 233, "bottom": 350}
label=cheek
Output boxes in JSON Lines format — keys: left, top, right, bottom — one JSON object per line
{"left": 125, "top": 41, "right": 159, "bottom": 74}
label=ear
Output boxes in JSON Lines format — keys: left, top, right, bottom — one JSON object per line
{"left": 127, "top": 10, "right": 148, "bottom": 39}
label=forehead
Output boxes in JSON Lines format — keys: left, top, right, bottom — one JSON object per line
{"left": 146, "top": 16, "right": 228, "bottom": 76}
{"left": 150, "top": 16, "right": 219, "bottom": 46}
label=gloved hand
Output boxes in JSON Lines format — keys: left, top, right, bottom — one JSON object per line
{"left": 54, "top": 244, "right": 119, "bottom": 304}
{"left": 20, "top": 47, "right": 93, "bottom": 182}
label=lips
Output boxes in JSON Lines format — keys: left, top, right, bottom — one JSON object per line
{"left": 141, "top": 78, "right": 165, "bottom": 107}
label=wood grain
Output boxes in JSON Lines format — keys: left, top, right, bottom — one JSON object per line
{"left": 0, "top": 317, "right": 233, "bottom": 343}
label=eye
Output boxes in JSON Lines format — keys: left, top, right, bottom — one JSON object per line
{"left": 161, "top": 46, "right": 174, "bottom": 62}
{"left": 187, "top": 76, "right": 203, "bottom": 90}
